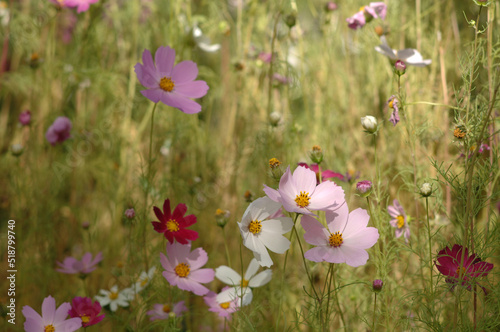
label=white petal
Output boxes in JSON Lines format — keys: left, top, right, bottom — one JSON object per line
{"left": 244, "top": 259, "right": 260, "bottom": 280}
{"left": 215, "top": 266, "right": 241, "bottom": 285}
{"left": 248, "top": 269, "right": 272, "bottom": 288}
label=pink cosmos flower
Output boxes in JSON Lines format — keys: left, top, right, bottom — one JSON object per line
{"left": 19, "top": 110, "right": 31, "bottom": 125}
{"left": 385, "top": 95, "right": 400, "bottom": 126}
{"left": 364, "top": 2, "right": 387, "bottom": 19}
{"left": 64, "top": 0, "right": 99, "bottom": 13}
{"left": 146, "top": 301, "right": 188, "bottom": 321}
{"left": 346, "top": 11, "right": 366, "bottom": 29}
{"left": 46, "top": 116, "right": 72, "bottom": 145}
{"left": 160, "top": 242, "right": 215, "bottom": 296}
{"left": 346, "top": 2, "right": 387, "bottom": 30}
{"left": 297, "top": 162, "right": 344, "bottom": 184}
{"left": 23, "top": 295, "right": 82, "bottom": 332}
{"left": 56, "top": 252, "right": 103, "bottom": 274}
{"left": 68, "top": 297, "right": 104, "bottom": 327}
{"left": 152, "top": 199, "right": 198, "bottom": 244}
{"left": 388, "top": 199, "right": 410, "bottom": 243}
{"left": 204, "top": 287, "right": 239, "bottom": 319}
{"left": 301, "top": 203, "right": 379, "bottom": 267}
{"left": 435, "top": 244, "right": 493, "bottom": 292}
{"left": 135, "top": 46, "right": 209, "bottom": 114}
{"left": 263, "top": 165, "right": 345, "bottom": 216}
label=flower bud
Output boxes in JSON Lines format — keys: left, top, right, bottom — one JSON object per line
{"left": 324, "top": 2, "right": 337, "bottom": 12}
{"left": 361, "top": 116, "right": 378, "bottom": 133}
{"left": 19, "top": 110, "right": 31, "bottom": 126}
{"left": 269, "top": 111, "right": 282, "bottom": 127}
{"left": 356, "top": 180, "right": 373, "bottom": 197}
{"left": 309, "top": 145, "right": 324, "bottom": 164}
{"left": 244, "top": 190, "right": 254, "bottom": 202}
{"left": 215, "top": 208, "right": 230, "bottom": 228}
{"left": 373, "top": 279, "right": 383, "bottom": 292}
{"left": 11, "top": 143, "right": 24, "bottom": 156}
{"left": 419, "top": 183, "right": 432, "bottom": 197}
{"left": 81, "top": 221, "right": 90, "bottom": 230}
{"left": 124, "top": 208, "right": 135, "bottom": 219}
{"left": 284, "top": 13, "right": 297, "bottom": 28}
{"left": 394, "top": 60, "right": 406, "bottom": 76}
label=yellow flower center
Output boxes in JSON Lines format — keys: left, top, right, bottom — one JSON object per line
{"left": 295, "top": 191, "right": 311, "bottom": 208}
{"left": 163, "top": 304, "right": 171, "bottom": 313}
{"left": 248, "top": 220, "right": 262, "bottom": 234}
{"left": 81, "top": 315, "right": 90, "bottom": 324}
{"left": 396, "top": 215, "right": 405, "bottom": 229}
{"left": 312, "top": 145, "right": 322, "bottom": 152}
{"left": 328, "top": 232, "right": 343, "bottom": 247}
{"left": 388, "top": 100, "right": 394, "bottom": 109}
{"left": 215, "top": 208, "right": 225, "bottom": 216}
{"left": 269, "top": 158, "right": 281, "bottom": 168}
{"left": 456, "top": 266, "right": 467, "bottom": 277}
{"left": 109, "top": 291, "right": 119, "bottom": 300}
{"left": 166, "top": 219, "right": 179, "bottom": 232}
{"left": 44, "top": 325, "right": 55, "bottom": 332}
{"left": 241, "top": 278, "right": 249, "bottom": 287}
{"left": 220, "top": 302, "right": 230, "bottom": 309}
{"left": 454, "top": 127, "right": 466, "bottom": 139}
{"left": 175, "top": 263, "right": 190, "bottom": 277}
{"left": 159, "top": 77, "right": 175, "bottom": 92}
{"left": 359, "top": 6, "right": 366, "bottom": 12}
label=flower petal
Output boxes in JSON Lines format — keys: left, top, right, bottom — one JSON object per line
{"left": 155, "top": 46, "right": 176, "bottom": 76}
{"left": 41, "top": 296, "right": 56, "bottom": 325}
{"left": 160, "top": 92, "right": 203, "bottom": 114}
{"left": 189, "top": 268, "right": 215, "bottom": 283}
{"left": 215, "top": 266, "right": 241, "bottom": 285}
{"left": 171, "top": 60, "right": 199, "bottom": 84}
{"left": 248, "top": 270, "right": 272, "bottom": 288}
{"left": 244, "top": 258, "right": 260, "bottom": 280}
{"left": 186, "top": 247, "right": 208, "bottom": 270}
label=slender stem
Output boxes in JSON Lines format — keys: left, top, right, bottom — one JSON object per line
{"left": 324, "top": 264, "right": 334, "bottom": 326}
{"left": 425, "top": 197, "right": 433, "bottom": 296}
{"left": 372, "top": 293, "right": 378, "bottom": 332}
{"left": 292, "top": 222, "right": 320, "bottom": 302}
{"left": 331, "top": 266, "right": 346, "bottom": 328}
{"left": 267, "top": 11, "right": 282, "bottom": 116}
{"left": 222, "top": 227, "right": 232, "bottom": 268}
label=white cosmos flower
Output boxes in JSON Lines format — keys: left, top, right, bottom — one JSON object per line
{"left": 95, "top": 285, "right": 130, "bottom": 312}
{"left": 375, "top": 36, "right": 431, "bottom": 67}
{"left": 215, "top": 259, "right": 272, "bottom": 306}
{"left": 238, "top": 197, "right": 293, "bottom": 267}
{"left": 193, "top": 26, "right": 221, "bottom": 53}
{"left": 133, "top": 266, "right": 157, "bottom": 293}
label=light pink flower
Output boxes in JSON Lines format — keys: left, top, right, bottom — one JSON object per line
{"left": 263, "top": 165, "right": 345, "bottom": 216}
{"left": 301, "top": 203, "right": 379, "bottom": 267}
{"left": 146, "top": 301, "right": 188, "bottom": 321}
{"left": 56, "top": 252, "right": 103, "bottom": 274}
{"left": 64, "top": 0, "right": 99, "bottom": 13}
{"left": 204, "top": 287, "right": 239, "bottom": 319}
{"left": 346, "top": 11, "right": 366, "bottom": 29}
{"left": 346, "top": 2, "right": 387, "bottom": 30}
{"left": 45, "top": 116, "right": 72, "bottom": 146}
{"left": 388, "top": 199, "right": 410, "bottom": 243}
{"left": 160, "top": 242, "right": 214, "bottom": 296}
{"left": 364, "top": 2, "right": 387, "bottom": 20}
{"left": 23, "top": 295, "right": 82, "bottom": 332}
{"left": 135, "top": 46, "right": 209, "bottom": 114}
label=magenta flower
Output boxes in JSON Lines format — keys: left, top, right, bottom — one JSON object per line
{"left": 435, "top": 244, "right": 493, "bottom": 292}
{"left": 19, "top": 110, "right": 31, "bottom": 125}
{"left": 152, "top": 199, "right": 198, "bottom": 244}
{"left": 301, "top": 203, "right": 379, "bottom": 267}
{"left": 297, "top": 162, "right": 344, "bottom": 184}
{"left": 23, "top": 295, "right": 82, "bottom": 332}
{"left": 68, "top": 297, "right": 104, "bottom": 327}
{"left": 64, "top": 0, "right": 99, "bottom": 13}
{"left": 46, "top": 116, "right": 72, "bottom": 145}
{"left": 56, "top": 252, "right": 103, "bottom": 274}
{"left": 264, "top": 165, "right": 345, "bottom": 216}
{"left": 204, "top": 287, "right": 239, "bottom": 319}
{"left": 388, "top": 199, "right": 410, "bottom": 243}
{"left": 160, "top": 242, "right": 215, "bottom": 296}
{"left": 146, "top": 301, "right": 188, "bottom": 321}
{"left": 135, "top": 46, "right": 209, "bottom": 113}
{"left": 124, "top": 208, "right": 135, "bottom": 219}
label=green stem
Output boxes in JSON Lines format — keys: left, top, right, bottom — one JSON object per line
{"left": 425, "top": 197, "right": 433, "bottom": 296}
{"left": 331, "top": 266, "right": 346, "bottom": 328}
{"left": 324, "top": 264, "right": 334, "bottom": 327}
{"left": 222, "top": 227, "right": 232, "bottom": 268}
{"left": 372, "top": 293, "right": 378, "bottom": 332}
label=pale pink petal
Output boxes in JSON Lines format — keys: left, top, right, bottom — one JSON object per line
{"left": 248, "top": 270, "right": 272, "bottom": 288}
{"left": 215, "top": 266, "right": 241, "bottom": 285}
{"left": 186, "top": 247, "right": 208, "bottom": 270}
{"left": 326, "top": 203, "right": 350, "bottom": 233}
{"left": 155, "top": 46, "right": 176, "bottom": 76}
{"left": 162, "top": 270, "right": 179, "bottom": 286}
{"left": 292, "top": 166, "right": 317, "bottom": 195}
{"left": 323, "top": 247, "right": 348, "bottom": 264}
{"left": 343, "top": 227, "right": 379, "bottom": 249}
{"left": 171, "top": 61, "right": 199, "bottom": 84}
{"left": 167, "top": 242, "right": 192, "bottom": 265}
{"left": 160, "top": 252, "right": 173, "bottom": 272}
{"left": 175, "top": 80, "right": 209, "bottom": 98}
{"left": 308, "top": 181, "right": 344, "bottom": 211}
{"left": 395, "top": 228, "right": 403, "bottom": 238}
{"left": 24, "top": 318, "right": 44, "bottom": 331}
{"left": 41, "top": 296, "right": 56, "bottom": 325}
{"left": 161, "top": 92, "right": 202, "bottom": 114}
{"left": 177, "top": 277, "right": 209, "bottom": 296}
{"left": 301, "top": 215, "right": 330, "bottom": 246}
{"left": 304, "top": 246, "right": 331, "bottom": 262}
{"left": 342, "top": 208, "right": 369, "bottom": 235}
{"left": 53, "top": 302, "right": 72, "bottom": 325}
{"left": 141, "top": 88, "right": 163, "bottom": 103}
{"left": 22, "top": 306, "right": 42, "bottom": 321}
{"left": 263, "top": 185, "right": 281, "bottom": 202}
{"left": 173, "top": 301, "right": 188, "bottom": 315}
{"left": 189, "top": 268, "right": 215, "bottom": 283}
{"left": 54, "top": 317, "right": 82, "bottom": 331}
{"left": 338, "top": 245, "right": 370, "bottom": 267}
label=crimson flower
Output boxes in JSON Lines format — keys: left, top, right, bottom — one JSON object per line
{"left": 68, "top": 297, "right": 104, "bottom": 328}
{"left": 297, "top": 162, "right": 343, "bottom": 185}
{"left": 152, "top": 199, "right": 198, "bottom": 244}
{"left": 435, "top": 244, "right": 493, "bottom": 292}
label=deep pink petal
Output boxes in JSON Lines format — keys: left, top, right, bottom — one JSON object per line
{"left": 321, "top": 170, "right": 343, "bottom": 180}
{"left": 155, "top": 46, "right": 176, "bottom": 76}
{"left": 163, "top": 199, "right": 172, "bottom": 219}
{"left": 164, "top": 231, "right": 174, "bottom": 243}
{"left": 172, "top": 203, "right": 188, "bottom": 220}
{"left": 182, "top": 214, "right": 197, "bottom": 227}
{"left": 154, "top": 206, "right": 165, "bottom": 222}
{"left": 176, "top": 228, "right": 199, "bottom": 243}
{"left": 152, "top": 221, "right": 167, "bottom": 233}
{"left": 171, "top": 61, "right": 199, "bottom": 84}
{"left": 175, "top": 80, "right": 209, "bottom": 99}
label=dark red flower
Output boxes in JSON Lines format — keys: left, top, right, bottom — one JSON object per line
{"left": 435, "top": 244, "right": 493, "bottom": 292}
{"left": 297, "top": 162, "right": 343, "bottom": 184}
{"left": 68, "top": 297, "right": 104, "bottom": 327}
{"left": 152, "top": 199, "right": 198, "bottom": 244}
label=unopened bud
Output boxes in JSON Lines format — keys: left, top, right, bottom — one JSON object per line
{"left": 124, "top": 208, "right": 135, "bottom": 219}
{"left": 324, "top": 2, "right": 337, "bottom": 12}
{"left": 269, "top": 111, "right": 282, "bottom": 127}
{"left": 309, "top": 145, "right": 324, "bottom": 164}
{"left": 361, "top": 116, "right": 378, "bottom": 134}
{"left": 11, "top": 143, "right": 24, "bottom": 156}
{"left": 419, "top": 183, "right": 432, "bottom": 197}
{"left": 373, "top": 279, "right": 383, "bottom": 292}
{"left": 215, "top": 208, "right": 230, "bottom": 228}
{"left": 356, "top": 180, "right": 373, "bottom": 197}
{"left": 395, "top": 60, "right": 406, "bottom": 76}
